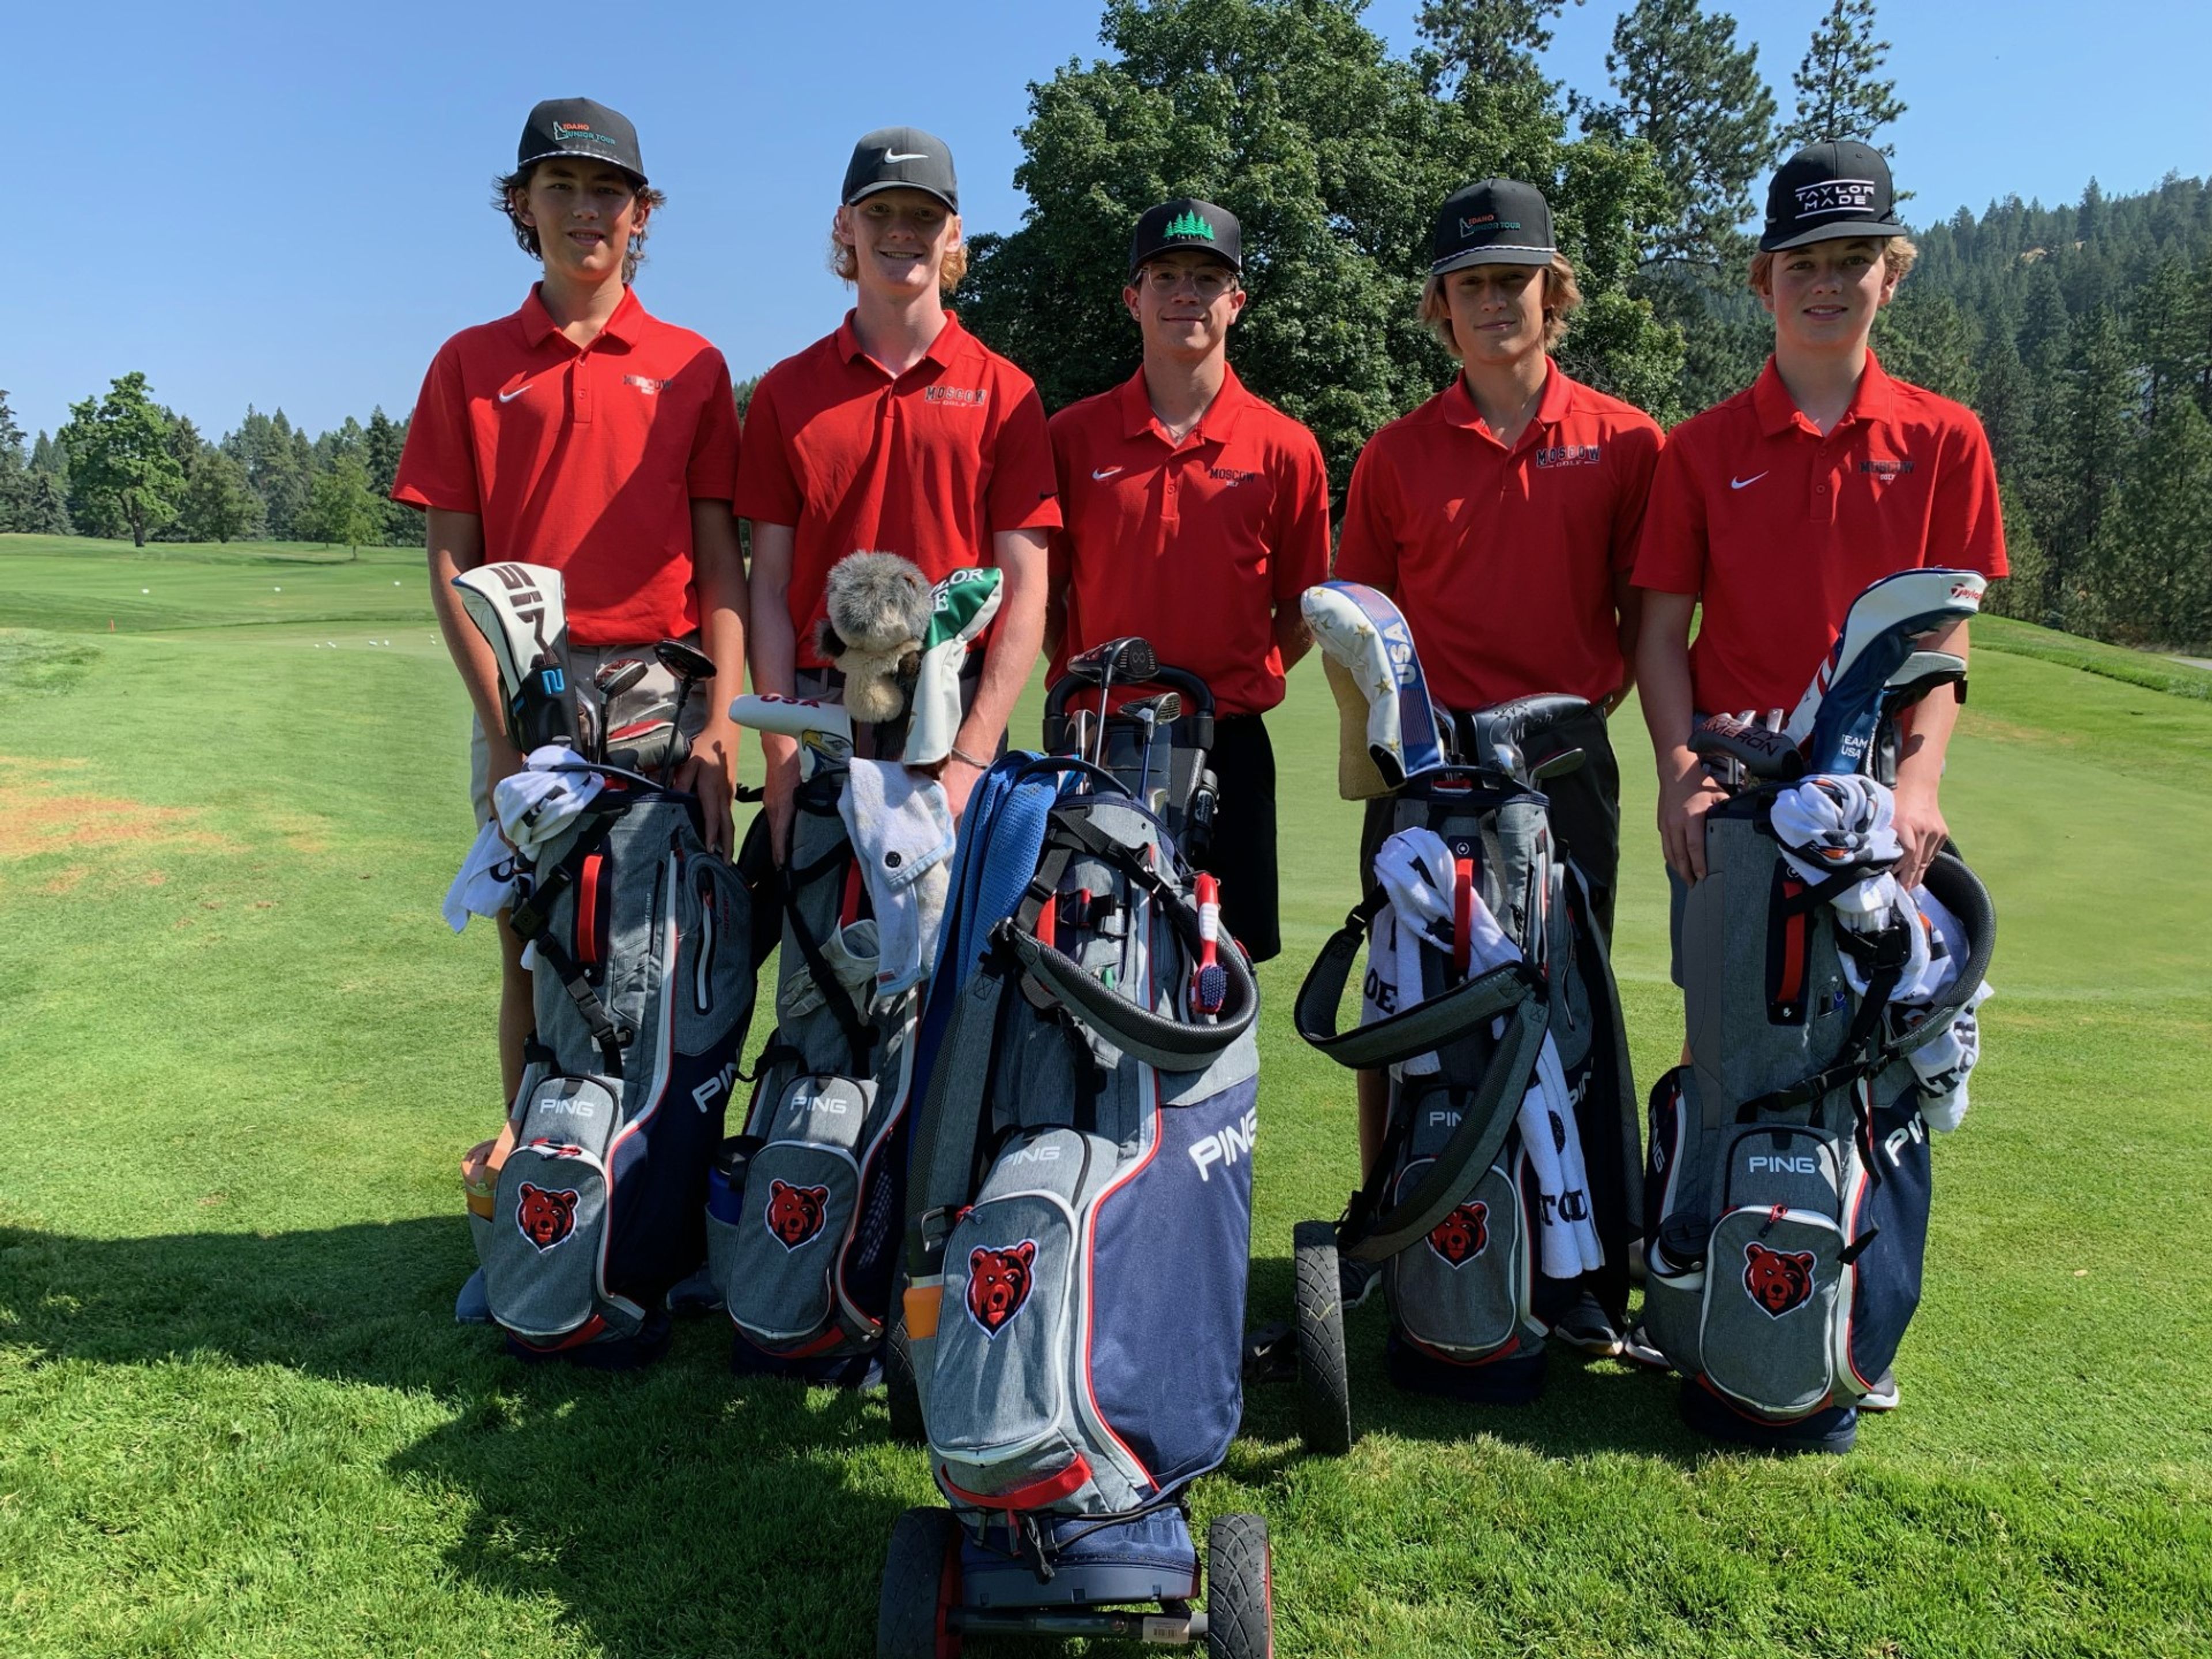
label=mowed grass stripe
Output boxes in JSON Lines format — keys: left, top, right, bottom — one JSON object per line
{"left": 1, "top": 539, "right": 2207, "bottom": 1657}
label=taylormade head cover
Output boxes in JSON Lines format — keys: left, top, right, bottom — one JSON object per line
{"left": 1301, "top": 582, "right": 1448, "bottom": 798}
{"left": 1783, "top": 568, "right": 1985, "bottom": 774}
{"left": 903, "top": 566, "right": 1005, "bottom": 767}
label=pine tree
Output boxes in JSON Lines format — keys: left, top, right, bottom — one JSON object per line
{"left": 1582, "top": 0, "right": 1778, "bottom": 267}
{"left": 177, "top": 448, "right": 264, "bottom": 544}
{"left": 2050, "top": 307, "right": 2137, "bottom": 632}
{"left": 0, "top": 389, "right": 26, "bottom": 531}
{"left": 1777, "top": 0, "right": 1905, "bottom": 155}
{"left": 17, "top": 471, "right": 72, "bottom": 536}
{"left": 1873, "top": 287, "right": 1978, "bottom": 403}
{"left": 30, "top": 429, "right": 65, "bottom": 479}
{"left": 2094, "top": 396, "right": 2212, "bottom": 647}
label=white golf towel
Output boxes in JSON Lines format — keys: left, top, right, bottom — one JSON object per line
{"left": 1363, "top": 830, "right": 1603, "bottom": 1278}
{"left": 839, "top": 759, "right": 957, "bottom": 996}
{"left": 493, "top": 744, "right": 606, "bottom": 860}
{"left": 445, "top": 820, "right": 527, "bottom": 934}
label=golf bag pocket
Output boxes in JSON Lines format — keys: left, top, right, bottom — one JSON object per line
{"left": 721, "top": 1073, "right": 873, "bottom": 1348}
{"left": 929, "top": 1132, "right": 1097, "bottom": 1505}
{"left": 481, "top": 1075, "right": 622, "bottom": 1344}
{"left": 1387, "top": 1154, "right": 1528, "bottom": 1361}
{"left": 673, "top": 854, "right": 753, "bottom": 1060}
{"left": 1840, "top": 1088, "right": 1934, "bottom": 1395}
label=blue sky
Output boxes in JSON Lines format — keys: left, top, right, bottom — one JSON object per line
{"left": 15, "top": 1, "right": 2209, "bottom": 442}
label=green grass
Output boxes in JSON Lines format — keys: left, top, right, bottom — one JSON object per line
{"left": 1978, "top": 613, "right": 2212, "bottom": 700}
{"left": 2, "top": 537, "right": 2207, "bottom": 1657}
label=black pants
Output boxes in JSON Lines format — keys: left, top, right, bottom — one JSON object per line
{"left": 1194, "top": 714, "right": 1282, "bottom": 963}
{"left": 1358, "top": 708, "right": 1621, "bottom": 940}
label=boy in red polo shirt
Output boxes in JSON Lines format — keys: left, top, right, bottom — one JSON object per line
{"left": 1334, "top": 181, "right": 1662, "bottom": 1342}
{"left": 738, "top": 127, "right": 1060, "bottom": 853}
{"left": 1635, "top": 142, "right": 2007, "bottom": 902}
{"left": 392, "top": 99, "right": 748, "bottom": 1232}
{"left": 1046, "top": 199, "right": 1330, "bottom": 962}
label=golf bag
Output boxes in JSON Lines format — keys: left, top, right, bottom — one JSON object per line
{"left": 898, "top": 747, "right": 1261, "bottom": 1578}
{"left": 1642, "top": 567, "right": 1995, "bottom": 1450}
{"left": 454, "top": 562, "right": 758, "bottom": 1363}
{"left": 707, "top": 562, "right": 999, "bottom": 1380}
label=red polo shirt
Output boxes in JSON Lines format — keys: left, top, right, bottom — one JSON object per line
{"left": 1334, "top": 363, "right": 1662, "bottom": 711}
{"left": 392, "top": 285, "right": 741, "bottom": 645}
{"left": 735, "top": 311, "right": 1061, "bottom": 669}
{"left": 1634, "top": 354, "right": 2009, "bottom": 716}
{"left": 1047, "top": 366, "right": 1331, "bottom": 717}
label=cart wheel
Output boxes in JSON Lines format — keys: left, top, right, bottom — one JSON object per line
{"left": 883, "top": 1297, "right": 926, "bottom": 1446}
{"left": 1205, "top": 1512, "right": 1274, "bottom": 1659}
{"left": 1293, "top": 1220, "right": 1354, "bottom": 1454}
{"left": 877, "top": 1506, "right": 962, "bottom": 1659}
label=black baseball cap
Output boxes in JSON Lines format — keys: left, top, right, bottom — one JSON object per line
{"left": 517, "top": 98, "right": 646, "bottom": 186}
{"left": 843, "top": 127, "right": 959, "bottom": 213}
{"left": 1128, "top": 199, "right": 1242, "bottom": 278}
{"left": 1430, "top": 179, "right": 1555, "bottom": 275}
{"left": 1760, "top": 141, "right": 1905, "bottom": 251}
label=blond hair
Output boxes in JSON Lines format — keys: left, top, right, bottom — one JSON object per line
{"left": 1748, "top": 236, "right": 1918, "bottom": 295}
{"left": 829, "top": 234, "right": 969, "bottom": 291}
{"left": 1420, "top": 253, "right": 1583, "bottom": 356}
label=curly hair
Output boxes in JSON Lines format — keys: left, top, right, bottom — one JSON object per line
{"left": 494, "top": 162, "right": 665, "bottom": 285}
{"left": 1419, "top": 254, "right": 1583, "bottom": 357}
{"left": 1748, "top": 236, "right": 1918, "bottom": 296}
{"left": 828, "top": 232, "right": 969, "bottom": 291}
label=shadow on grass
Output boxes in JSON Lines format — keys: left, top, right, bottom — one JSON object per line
{"left": 0, "top": 1218, "right": 912, "bottom": 1657}
{"left": 1240, "top": 1253, "right": 1714, "bottom": 1469}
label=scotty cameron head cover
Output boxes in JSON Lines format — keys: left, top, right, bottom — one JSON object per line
{"left": 1301, "top": 581, "right": 1448, "bottom": 798}
{"left": 728, "top": 694, "right": 856, "bottom": 780}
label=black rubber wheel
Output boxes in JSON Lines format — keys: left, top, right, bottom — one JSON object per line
{"left": 876, "top": 1506, "right": 963, "bottom": 1659}
{"left": 1293, "top": 1220, "right": 1354, "bottom": 1454}
{"left": 883, "top": 1286, "right": 926, "bottom": 1446}
{"left": 1205, "top": 1512, "right": 1274, "bottom": 1659}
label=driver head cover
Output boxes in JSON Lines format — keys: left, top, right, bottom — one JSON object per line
{"left": 817, "top": 552, "right": 935, "bottom": 725}
{"left": 1301, "top": 582, "right": 1447, "bottom": 798}
{"left": 1783, "top": 568, "right": 1986, "bottom": 772}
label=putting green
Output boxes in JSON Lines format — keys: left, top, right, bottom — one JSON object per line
{"left": 1, "top": 533, "right": 2206, "bottom": 1657}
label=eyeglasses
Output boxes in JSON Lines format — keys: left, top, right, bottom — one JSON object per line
{"left": 1140, "top": 265, "right": 1238, "bottom": 300}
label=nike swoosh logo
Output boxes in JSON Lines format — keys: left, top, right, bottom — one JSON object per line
{"left": 1729, "top": 471, "right": 1767, "bottom": 490}
{"left": 1092, "top": 467, "right": 1123, "bottom": 480}
{"left": 883, "top": 150, "right": 930, "bottom": 163}
{"left": 499, "top": 384, "right": 533, "bottom": 404}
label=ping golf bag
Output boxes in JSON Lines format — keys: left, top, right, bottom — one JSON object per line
{"left": 1287, "top": 582, "right": 1639, "bottom": 1441}
{"left": 878, "top": 709, "right": 1271, "bottom": 1648}
{"left": 707, "top": 563, "right": 1001, "bottom": 1381}
{"left": 1642, "top": 568, "right": 1997, "bottom": 1451}
{"left": 454, "top": 562, "right": 757, "bottom": 1363}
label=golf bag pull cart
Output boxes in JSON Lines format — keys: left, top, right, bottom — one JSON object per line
{"left": 1643, "top": 568, "right": 1997, "bottom": 1452}
{"left": 876, "top": 646, "right": 1274, "bottom": 1658}
{"left": 454, "top": 562, "right": 757, "bottom": 1366}
{"left": 1287, "top": 582, "right": 1641, "bottom": 1447}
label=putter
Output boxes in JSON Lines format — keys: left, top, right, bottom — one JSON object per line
{"left": 654, "top": 639, "right": 718, "bottom": 783}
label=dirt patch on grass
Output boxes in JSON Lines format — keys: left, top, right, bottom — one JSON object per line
{"left": 0, "top": 755, "right": 238, "bottom": 862}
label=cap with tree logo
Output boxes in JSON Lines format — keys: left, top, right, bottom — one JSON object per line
{"left": 1128, "top": 198, "right": 1243, "bottom": 277}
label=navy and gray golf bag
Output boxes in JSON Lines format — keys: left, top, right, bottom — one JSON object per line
{"left": 1642, "top": 566, "right": 1996, "bottom": 1451}
{"left": 893, "top": 748, "right": 1263, "bottom": 1608}
{"left": 452, "top": 562, "right": 758, "bottom": 1366}
{"left": 1291, "top": 696, "right": 1639, "bottom": 1422}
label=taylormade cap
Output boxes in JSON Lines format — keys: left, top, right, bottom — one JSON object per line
{"left": 1430, "top": 179, "right": 1555, "bottom": 275}
{"left": 843, "top": 127, "right": 959, "bottom": 212}
{"left": 517, "top": 98, "right": 646, "bottom": 185}
{"left": 1760, "top": 141, "right": 1905, "bottom": 251}
{"left": 1128, "top": 198, "right": 1242, "bottom": 277}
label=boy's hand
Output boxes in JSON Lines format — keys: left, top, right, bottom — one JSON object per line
{"left": 676, "top": 718, "right": 741, "bottom": 858}
{"left": 1657, "top": 753, "right": 1727, "bottom": 883}
{"left": 1892, "top": 776, "right": 1948, "bottom": 889}
{"left": 934, "top": 754, "right": 983, "bottom": 824}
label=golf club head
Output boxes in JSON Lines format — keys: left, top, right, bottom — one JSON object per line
{"left": 1122, "top": 691, "right": 1183, "bottom": 726}
{"left": 594, "top": 657, "right": 650, "bottom": 699}
{"left": 604, "top": 718, "right": 684, "bottom": 776}
{"left": 1691, "top": 713, "right": 1806, "bottom": 783}
{"left": 1880, "top": 650, "right": 1969, "bottom": 717}
{"left": 654, "top": 638, "right": 717, "bottom": 684}
{"left": 1066, "top": 635, "right": 1158, "bottom": 687}
{"left": 1784, "top": 569, "right": 1985, "bottom": 774}
{"left": 452, "top": 562, "right": 576, "bottom": 751}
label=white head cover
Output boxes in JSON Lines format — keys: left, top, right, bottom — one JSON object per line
{"left": 1302, "top": 582, "right": 1449, "bottom": 799}
{"left": 903, "top": 566, "right": 1004, "bottom": 767}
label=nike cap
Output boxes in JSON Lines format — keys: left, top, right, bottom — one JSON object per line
{"left": 1430, "top": 179, "right": 1555, "bottom": 275}
{"left": 517, "top": 97, "right": 647, "bottom": 186}
{"left": 1128, "top": 198, "right": 1242, "bottom": 277}
{"left": 843, "top": 127, "right": 959, "bottom": 212}
{"left": 1760, "top": 140, "right": 1906, "bottom": 251}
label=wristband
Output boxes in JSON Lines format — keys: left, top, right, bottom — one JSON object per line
{"left": 948, "top": 744, "right": 993, "bottom": 771}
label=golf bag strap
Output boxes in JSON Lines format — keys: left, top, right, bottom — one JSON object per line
{"left": 1887, "top": 850, "right": 1997, "bottom": 1060}
{"left": 1294, "top": 889, "right": 1541, "bottom": 1070}
{"left": 778, "top": 863, "right": 874, "bottom": 1074}
{"left": 999, "top": 918, "right": 1256, "bottom": 1070}
{"left": 517, "top": 926, "right": 628, "bottom": 1077}
{"left": 1340, "top": 987, "right": 1550, "bottom": 1263}
{"left": 907, "top": 960, "right": 1007, "bottom": 1225}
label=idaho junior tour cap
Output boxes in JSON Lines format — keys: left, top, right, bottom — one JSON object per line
{"left": 1430, "top": 179, "right": 1555, "bottom": 275}
{"left": 1128, "top": 199, "right": 1243, "bottom": 277}
{"left": 517, "top": 98, "right": 647, "bottom": 185}
{"left": 843, "top": 127, "right": 959, "bottom": 212}
{"left": 1760, "top": 140, "right": 1906, "bottom": 251}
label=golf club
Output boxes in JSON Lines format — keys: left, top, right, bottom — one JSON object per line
{"left": 654, "top": 639, "right": 718, "bottom": 783}
{"left": 1123, "top": 691, "right": 1182, "bottom": 811}
{"left": 590, "top": 658, "right": 649, "bottom": 763}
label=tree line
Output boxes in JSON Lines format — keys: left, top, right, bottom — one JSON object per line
{"left": 3, "top": 0, "right": 2205, "bottom": 649}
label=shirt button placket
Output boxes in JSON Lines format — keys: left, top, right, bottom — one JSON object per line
{"left": 573, "top": 351, "right": 593, "bottom": 428}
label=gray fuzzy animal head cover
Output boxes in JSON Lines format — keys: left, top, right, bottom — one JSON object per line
{"left": 817, "top": 552, "right": 935, "bottom": 724}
